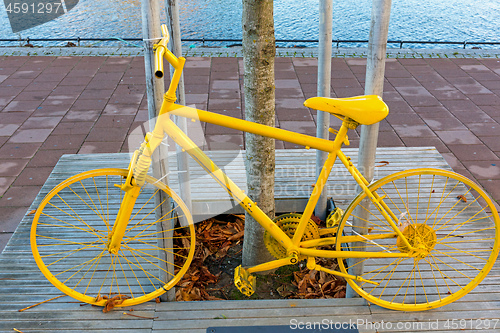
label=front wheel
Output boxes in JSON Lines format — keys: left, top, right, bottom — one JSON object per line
{"left": 31, "top": 168, "right": 195, "bottom": 307}
{"left": 336, "top": 168, "right": 500, "bottom": 311}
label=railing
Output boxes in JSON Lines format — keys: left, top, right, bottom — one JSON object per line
{"left": 1, "top": 37, "right": 499, "bottom": 49}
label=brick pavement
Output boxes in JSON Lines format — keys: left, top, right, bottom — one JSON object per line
{"left": 1, "top": 52, "right": 500, "bottom": 251}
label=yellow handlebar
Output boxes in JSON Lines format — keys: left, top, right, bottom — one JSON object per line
{"left": 154, "top": 25, "right": 170, "bottom": 78}
{"left": 153, "top": 24, "right": 187, "bottom": 106}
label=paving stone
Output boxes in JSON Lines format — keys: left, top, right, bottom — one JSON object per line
{"left": 0, "top": 206, "right": 29, "bottom": 233}
{"left": 441, "top": 152, "right": 465, "bottom": 170}
{"left": 0, "top": 124, "right": 20, "bottom": 136}
{"left": 0, "top": 143, "right": 41, "bottom": 159}
{"left": 3, "top": 100, "right": 41, "bottom": 112}
{"left": 466, "top": 93, "right": 500, "bottom": 106}
{"left": 462, "top": 160, "right": 500, "bottom": 180}
{"left": 13, "top": 166, "right": 53, "bottom": 186}
{"left": 27, "top": 149, "right": 78, "bottom": 168}
{"left": 8, "top": 128, "right": 52, "bottom": 143}
{"left": 20, "top": 116, "right": 62, "bottom": 129}
{"left": 211, "top": 80, "right": 240, "bottom": 90}
{"left": 401, "top": 136, "right": 450, "bottom": 153}
{"left": 392, "top": 124, "right": 434, "bottom": 138}
{"left": 447, "top": 144, "right": 499, "bottom": 161}
{"left": 0, "top": 177, "right": 15, "bottom": 197}
{"left": 480, "top": 136, "right": 500, "bottom": 152}
{"left": 0, "top": 185, "right": 41, "bottom": 207}
{"left": 435, "top": 130, "right": 483, "bottom": 145}
{"left": 41, "top": 134, "right": 86, "bottom": 150}
{"left": 452, "top": 110, "right": 495, "bottom": 123}
{"left": 429, "top": 89, "right": 468, "bottom": 100}
{"left": 0, "top": 232, "right": 13, "bottom": 252}
{"left": 79, "top": 141, "right": 124, "bottom": 154}
{"left": 477, "top": 179, "right": 500, "bottom": 203}
{"left": 86, "top": 126, "right": 128, "bottom": 142}
{"left": 206, "top": 134, "right": 244, "bottom": 150}
{"left": 0, "top": 159, "right": 29, "bottom": 177}
{"left": 32, "top": 104, "right": 71, "bottom": 116}
{"left": 421, "top": 117, "right": 468, "bottom": 131}
{"left": 377, "top": 130, "right": 404, "bottom": 147}
{"left": 467, "top": 122, "right": 500, "bottom": 137}
{"left": 63, "top": 110, "right": 101, "bottom": 121}
{"left": 209, "top": 89, "right": 241, "bottom": 100}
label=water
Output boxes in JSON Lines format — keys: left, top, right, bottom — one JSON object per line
{"left": 1, "top": 0, "right": 499, "bottom": 48}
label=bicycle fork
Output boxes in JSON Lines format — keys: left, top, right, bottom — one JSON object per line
{"left": 106, "top": 184, "right": 141, "bottom": 254}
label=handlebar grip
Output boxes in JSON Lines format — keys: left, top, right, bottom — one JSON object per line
{"left": 154, "top": 25, "right": 170, "bottom": 79}
{"left": 154, "top": 47, "right": 165, "bottom": 78}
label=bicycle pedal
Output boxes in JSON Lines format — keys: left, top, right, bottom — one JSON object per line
{"left": 234, "top": 265, "right": 256, "bottom": 297}
{"left": 326, "top": 207, "right": 344, "bottom": 228}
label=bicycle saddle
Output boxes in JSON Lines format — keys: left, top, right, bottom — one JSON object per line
{"left": 304, "top": 95, "right": 388, "bottom": 125}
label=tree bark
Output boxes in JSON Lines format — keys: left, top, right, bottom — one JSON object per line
{"left": 241, "top": 0, "right": 276, "bottom": 268}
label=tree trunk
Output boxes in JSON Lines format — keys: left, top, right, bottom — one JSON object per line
{"left": 241, "top": 0, "right": 276, "bottom": 268}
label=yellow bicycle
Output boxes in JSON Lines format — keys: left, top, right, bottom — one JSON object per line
{"left": 31, "top": 25, "right": 500, "bottom": 311}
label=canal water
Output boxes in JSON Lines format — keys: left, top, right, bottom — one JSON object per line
{"left": 0, "top": 0, "right": 499, "bottom": 48}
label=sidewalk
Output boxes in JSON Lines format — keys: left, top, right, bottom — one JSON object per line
{"left": 1, "top": 48, "right": 500, "bottom": 251}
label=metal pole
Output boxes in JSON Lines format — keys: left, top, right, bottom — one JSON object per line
{"left": 141, "top": 0, "right": 175, "bottom": 302}
{"left": 314, "top": 0, "right": 333, "bottom": 222}
{"left": 142, "top": 0, "right": 164, "bottom": 119}
{"left": 165, "top": 0, "right": 192, "bottom": 213}
{"left": 346, "top": 0, "right": 392, "bottom": 298}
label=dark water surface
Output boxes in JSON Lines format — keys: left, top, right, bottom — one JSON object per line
{"left": 1, "top": 0, "right": 499, "bottom": 48}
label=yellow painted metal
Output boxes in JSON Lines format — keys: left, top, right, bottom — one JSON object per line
{"left": 157, "top": 115, "right": 298, "bottom": 254}
{"left": 304, "top": 95, "right": 389, "bottom": 126}
{"left": 155, "top": 24, "right": 186, "bottom": 104}
{"left": 247, "top": 254, "right": 299, "bottom": 274}
{"left": 107, "top": 185, "right": 141, "bottom": 254}
{"left": 335, "top": 168, "right": 500, "bottom": 311}
{"left": 299, "top": 232, "right": 397, "bottom": 249}
{"left": 291, "top": 124, "right": 349, "bottom": 246}
{"left": 165, "top": 104, "right": 336, "bottom": 152}
{"left": 31, "top": 168, "right": 196, "bottom": 307}
{"left": 336, "top": 150, "right": 415, "bottom": 251}
{"left": 307, "top": 258, "right": 379, "bottom": 286}
{"left": 264, "top": 213, "right": 319, "bottom": 260}
{"left": 299, "top": 247, "right": 411, "bottom": 259}
{"left": 234, "top": 265, "right": 256, "bottom": 296}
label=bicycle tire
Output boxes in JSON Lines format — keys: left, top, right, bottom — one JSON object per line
{"left": 336, "top": 168, "right": 500, "bottom": 311}
{"left": 31, "top": 168, "right": 195, "bottom": 307}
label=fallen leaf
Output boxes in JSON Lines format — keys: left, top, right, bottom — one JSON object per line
{"left": 375, "top": 161, "right": 390, "bottom": 167}
{"left": 227, "top": 230, "right": 244, "bottom": 241}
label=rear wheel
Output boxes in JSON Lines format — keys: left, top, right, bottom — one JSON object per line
{"left": 336, "top": 169, "right": 500, "bottom": 311}
{"left": 31, "top": 168, "right": 195, "bottom": 307}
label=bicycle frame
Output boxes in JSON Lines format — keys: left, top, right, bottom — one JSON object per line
{"left": 107, "top": 25, "right": 414, "bottom": 272}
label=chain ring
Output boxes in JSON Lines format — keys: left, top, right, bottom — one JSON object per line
{"left": 264, "top": 213, "right": 320, "bottom": 260}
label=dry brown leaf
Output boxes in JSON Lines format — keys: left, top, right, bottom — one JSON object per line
{"left": 102, "top": 295, "right": 129, "bottom": 313}
{"left": 375, "top": 161, "right": 390, "bottom": 167}
{"left": 227, "top": 230, "right": 244, "bottom": 241}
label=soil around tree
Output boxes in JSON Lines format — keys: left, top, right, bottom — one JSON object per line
{"left": 175, "top": 214, "right": 347, "bottom": 302}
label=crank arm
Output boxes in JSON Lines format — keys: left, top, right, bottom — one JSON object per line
{"left": 307, "top": 257, "right": 379, "bottom": 286}
{"left": 246, "top": 254, "right": 299, "bottom": 274}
